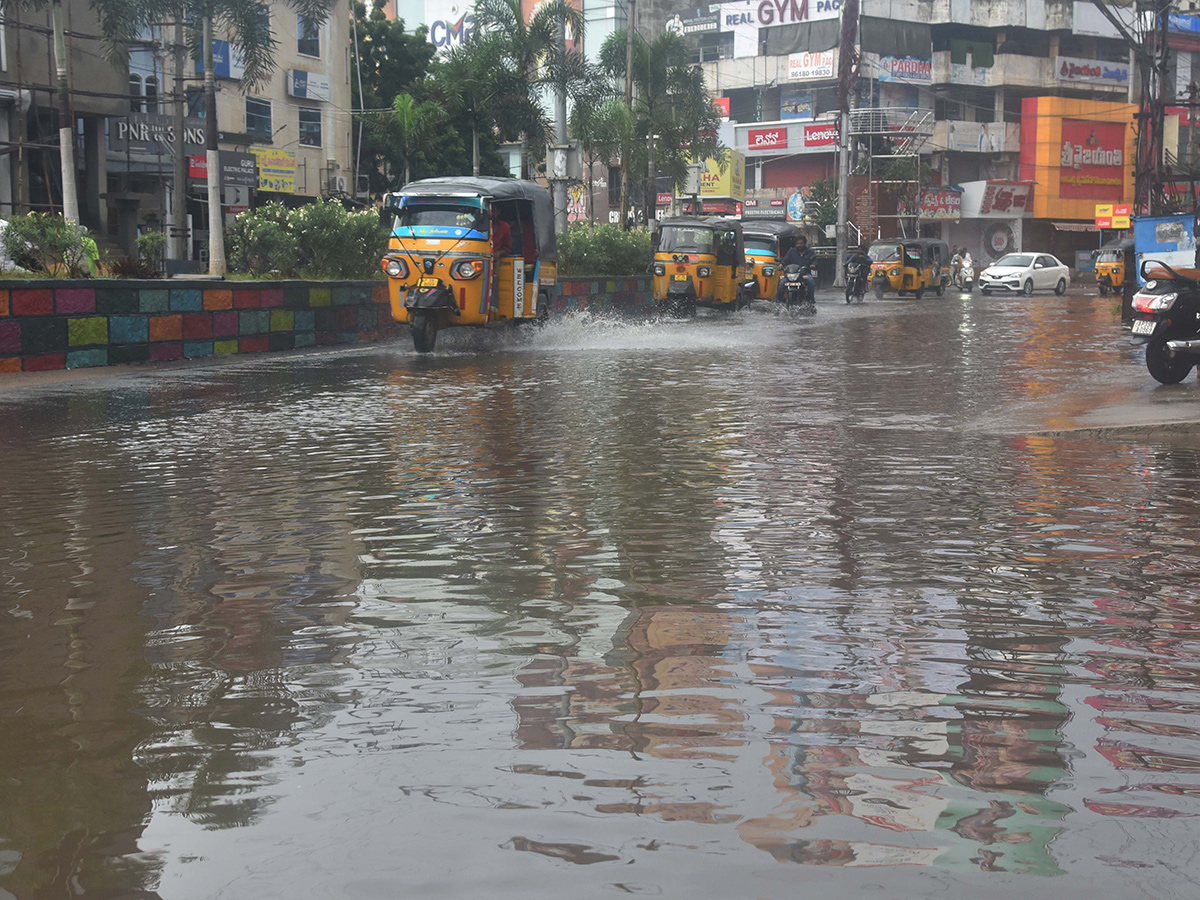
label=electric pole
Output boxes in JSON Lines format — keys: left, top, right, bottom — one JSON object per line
{"left": 553, "top": 14, "right": 568, "bottom": 235}
{"left": 172, "top": 10, "right": 187, "bottom": 262}
{"left": 834, "top": 0, "right": 859, "bottom": 287}
{"left": 619, "top": 0, "right": 635, "bottom": 229}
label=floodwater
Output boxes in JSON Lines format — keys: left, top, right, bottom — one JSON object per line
{"left": 3, "top": 292, "right": 1200, "bottom": 899}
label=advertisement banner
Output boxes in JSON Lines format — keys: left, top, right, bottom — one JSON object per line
{"left": 720, "top": 0, "right": 841, "bottom": 58}
{"left": 1059, "top": 119, "right": 1126, "bottom": 200}
{"left": 251, "top": 146, "right": 297, "bottom": 193}
{"left": 1095, "top": 203, "right": 1130, "bottom": 228}
{"left": 918, "top": 187, "right": 962, "bottom": 220}
{"left": 289, "top": 70, "right": 331, "bottom": 102}
{"left": 1055, "top": 56, "right": 1130, "bottom": 87}
{"left": 979, "top": 181, "right": 1031, "bottom": 215}
{"left": 747, "top": 126, "right": 788, "bottom": 150}
{"left": 194, "top": 39, "right": 245, "bottom": 80}
{"left": 781, "top": 87, "right": 813, "bottom": 120}
{"left": 1134, "top": 214, "right": 1196, "bottom": 283}
{"left": 787, "top": 49, "right": 835, "bottom": 81}
{"left": 714, "top": 96, "right": 731, "bottom": 119}
{"left": 426, "top": 0, "right": 476, "bottom": 51}
{"left": 803, "top": 121, "right": 839, "bottom": 147}
{"left": 698, "top": 151, "right": 746, "bottom": 200}
{"left": 877, "top": 56, "right": 932, "bottom": 84}
{"left": 666, "top": 12, "right": 719, "bottom": 34}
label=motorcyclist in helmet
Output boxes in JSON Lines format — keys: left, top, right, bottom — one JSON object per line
{"left": 777, "top": 233, "right": 817, "bottom": 303}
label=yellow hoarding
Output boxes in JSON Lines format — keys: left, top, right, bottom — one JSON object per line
{"left": 251, "top": 146, "right": 297, "bottom": 193}
{"left": 698, "top": 151, "right": 746, "bottom": 201}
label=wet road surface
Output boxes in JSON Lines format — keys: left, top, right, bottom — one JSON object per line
{"left": 3, "top": 289, "right": 1200, "bottom": 899}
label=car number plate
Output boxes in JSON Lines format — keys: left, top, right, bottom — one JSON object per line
{"left": 417, "top": 276, "right": 439, "bottom": 288}
{"left": 1131, "top": 319, "right": 1156, "bottom": 335}
{"left": 673, "top": 274, "right": 688, "bottom": 282}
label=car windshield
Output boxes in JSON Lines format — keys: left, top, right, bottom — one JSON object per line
{"left": 659, "top": 226, "right": 714, "bottom": 253}
{"left": 869, "top": 244, "right": 902, "bottom": 262}
{"left": 745, "top": 236, "right": 776, "bottom": 254}
{"left": 395, "top": 203, "right": 486, "bottom": 233}
{"left": 994, "top": 254, "right": 1034, "bottom": 267}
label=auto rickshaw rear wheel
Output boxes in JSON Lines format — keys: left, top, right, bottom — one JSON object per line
{"left": 935, "top": 283, "right": 944, "bottom": 297}
{"left": 411, "top": 310, "right": 438, "bottom": 353}
{"left": 537, "top": 291, "right": 550, "bottom": 326}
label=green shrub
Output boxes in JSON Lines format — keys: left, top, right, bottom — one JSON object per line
{"left": 2, "top": 212, "right": 90, "bottom": 277}
{"left": 559, "top": 224, "right": 651, "bottom": 277}
{"left": 136, "top": 230, "right": 166, "bottom": 272}
{"left": 227, "top": 200, "right": 387, "bottom": 279}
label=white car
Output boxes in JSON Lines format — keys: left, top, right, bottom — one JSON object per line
{"left": 978, "top": 253, "right": 1071, "bottom": 296}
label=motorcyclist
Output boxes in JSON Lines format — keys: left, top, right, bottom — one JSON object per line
{"left": 845, "top": 244, "right": 871, "bottom": 276}
{"left": 778, "top": 233, "right": 817, "bottom": 303}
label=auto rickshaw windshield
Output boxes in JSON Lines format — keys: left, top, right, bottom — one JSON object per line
{"left": 659, "top": 226, "right": 715, "bottom": 253}
{"left": 395, "top": 203, "right": 487, "bottom": 234}
{"left": 869, "top": 243, "right": 902, "bottom": 262}
{"left": 1096, "top": 250, "right": 1123, "bottom": 263}
{"left": 745, "top": 236, "right": 777, "bottom": 254}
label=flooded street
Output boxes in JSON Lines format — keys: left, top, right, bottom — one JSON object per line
{"left": 5, "top": 291, "right": 1200, "bottom": 899}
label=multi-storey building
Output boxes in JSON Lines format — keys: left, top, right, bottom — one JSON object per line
{"left": 0, "top": 0, "right": 354, "bottom": 261}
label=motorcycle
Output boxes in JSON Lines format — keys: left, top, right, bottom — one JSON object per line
{"left": 1129, "top": 260, "right": 1200, "bottom": 384}
{"left": 959, "top": 261, "right": 975, "bottom": 291}
{"left": 844, "top": 261, "right": 867, "bottom": 304}
{"left": 782, "top": 264, "right": 817, "bottom": 315}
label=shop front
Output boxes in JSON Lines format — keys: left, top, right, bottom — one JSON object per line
{"left": 952, "top": 180, "right": 1032, "bottom": 266}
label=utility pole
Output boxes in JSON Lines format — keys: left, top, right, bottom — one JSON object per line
{"left": 619, "top": 0, "right": 634, "bottom": 230}
{"left": 50, "top": 0, "right": 78, "bottom": 223}
{"left": 172, "top": 10, "right": 187, "bottom": 262}
{"left": 552, "top": 14, "right": 568, "bottom": 234}
{"left": 833, "top": 0, "right": 859, "bottom": 287}
{"left": 203, "top": 16, "right": 226, "bottom": 276}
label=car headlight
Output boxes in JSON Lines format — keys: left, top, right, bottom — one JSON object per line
{"left": 1133, "top": 291, "right": 1178, "bottom": 312}
{"left": 452, "top": 260, "right": 481, "bottom": 279}
{"left": 384, "top": 257, "right": 407, "bottom": 278}
{"left": 653, "top": 264, "right": 665, "bottom": 276}
{"left": 698, "top": 265, "right": 712, "bottom": 277}
{"left": 763, "top": 266, "right": 775, "bottom": 276}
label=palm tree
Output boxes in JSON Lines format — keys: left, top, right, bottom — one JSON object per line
{"left": 89, "top": 0, "right": 339, "bottom": 275}
{"left": 570, "top": 97, "right": 629, "bottom": 225}
{"left": 366, "top": 93, "right": 448, "bottom": 186}
{"left": 600, "top": 30, "right": 724, "bottom": 226}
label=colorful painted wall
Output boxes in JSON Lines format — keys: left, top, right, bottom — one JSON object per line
{"left": 555, "top": 277, "right": 653, "bottom": 314}
{"left": 1019, "top": 97, "right": 1137, "bottom": 221}
{"left": 0, "top": 280, "right": 396, "bottom": 373}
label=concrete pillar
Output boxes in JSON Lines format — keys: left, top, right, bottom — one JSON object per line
{"left": 82, "top": 116, "right": 106, "bottom": 232}
{"left": 993, "top": 87, "right": 1005, "bottom": 123}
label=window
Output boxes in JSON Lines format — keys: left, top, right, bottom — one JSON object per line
{"left": 246, "top": 97, "right": 272, "bottom": 138}
{"left": 144, "top": 75, "right": 159, "bottom": 113}
{"left": 608, "top": 165, "right": 621, "bottom": 206}
{"left": 298, "top": 16, "right": 320, "bottom": 57}
{"left": 186, "top": 87, "right": 205, "bottom": 118}
{"left": 129, "top": 74, "right": 143, "bottom": 112}
{"left": 299, "top": 107, "right": 322, "bottom": 146}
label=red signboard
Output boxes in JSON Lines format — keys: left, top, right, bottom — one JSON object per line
{"left": 918, "top": 187, "right": 962, "bottom": 220}
{"left": 979, "top": 181, "right": 1032, "bottom": 215}
{"left": 656, "top": 192, "right": 673, "bottom": 206}
{"left": 1059, "top": 119, "right": 1126, "bottom": 200}
{"left": 713, "top": 97, "right": 730, "bottom": 118}
{"left": 188, "top": 155, "right": 206, "bottom": 180}
{"left": 803, "top": 122, "right": 839, "bottom": 147}
{"left": 748, "top": 126, "right": 788, "bottom": 149}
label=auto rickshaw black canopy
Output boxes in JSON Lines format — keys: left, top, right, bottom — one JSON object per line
{"left": 1097, "top": 235, "right": 1135, "bottom": 252}
{"left": 390, "top": 177, "right": 557, "bottom": 260}
{"left": 743, "top": 221, "right": 800, "bottom": 240}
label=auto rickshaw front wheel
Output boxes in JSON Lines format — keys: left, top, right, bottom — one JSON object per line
{"left": 1098, "top": 283, "right": 1109, "bottom": 295}
{"left": 935, "top": 283, "right": 945, "bottom": 297}
{"left": 873, "top": 280, "right": 886, "bottom": 301}
{"left": 411, "top": 310, "right": 438, "bottom": 353}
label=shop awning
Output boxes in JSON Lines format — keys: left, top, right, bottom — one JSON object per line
{"left": 1052, "top": 221, "right": 1099, "bottom": 232}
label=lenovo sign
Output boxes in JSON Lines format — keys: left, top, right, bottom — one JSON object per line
{"left": 748, "top": 127, "right": 788, "bottom": 149}
{"left": 804, "top": 122, "right": 839, "bottom": 146}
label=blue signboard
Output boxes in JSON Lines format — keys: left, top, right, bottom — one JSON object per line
{"left": 195, "top": 40, "right": 244, "bottom": 80}
{"left": 1133, "top": 214, "right": 1196, "bottom": 284}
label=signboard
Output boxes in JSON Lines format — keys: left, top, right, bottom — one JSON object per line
{"left": 877, "top": 56, "right": 932, "bottom": 84}
{"left": 978, "top": 181, "right": 1031, "bottom": 215}
{"left": 803, "top": 121, "right": 839, "bottom": 147}
{"left": 697, "top": 151, "right": 745, "bottom": 200}
{"left": 1055, "top": 56, "right": 1130, "bottom": 87}
{"left": 788, "top": 49, "right": 835, "bottom": 81}
{"left": 666, "top": 13, "right": 719, "bottom": 34}
{"left": 426, "top": 0, "right": 476, "bottom": 51}
{"left": 251, "top": 146, "right": 297, "bottom": 193}
{"left": 289, "top": 70, "right": 331, "bottom": 102}
{"left": 918, "top": 187, "right": 962, "bottom": 220}
{"left": 1094, "top": 203, "right": 1130, "bottom": 228}
{"left": 720, "top": 0, "right": 842, "bottom": 58}
{"left": 194, "top": 39, "right": 245, "bottom": 80}
{"left": 656, "top": 192, "right": 673, "bottom": 206}
{"left": 747, "top": 126, "right": 788, "bottom": 150}
{"left": 714, "top": 96, "right": 730, "bottom": 119}
{"left": 1134, "top": 215, "right": 1196, "bottom": 283}
{"left": 187, "top": 151, "right": 257, "bottom": 186}
{"left": 780, "top": 87, "right": 813, "bottom": 120}
{"left": 1059, "top": 119, "right": 1126, "bottom": 200}
{"left": 112, "top": 113, "right": 206, "bottom": 154}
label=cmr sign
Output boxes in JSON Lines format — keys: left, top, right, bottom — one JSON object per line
{"left": 748, "top": 126, "right": 787, "bottom": 149}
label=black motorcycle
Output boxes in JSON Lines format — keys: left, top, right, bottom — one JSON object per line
{"left": 781, "top": 264, "right": 817, "bottom": 315}
{"left": 845, "top": 261, "right": 867, "bottom": 304}
{"left": 1129, "top": 260, "right": 1200, "bottom": 384}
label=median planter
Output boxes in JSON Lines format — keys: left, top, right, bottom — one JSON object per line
{"left": 0, "top": 278, "right": 394, "bottom": 373}
{"left": 555, "top": 276, "right": 654, "bottom": 315}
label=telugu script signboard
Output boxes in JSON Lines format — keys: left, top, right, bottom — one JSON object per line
{"left": 1059, "top": 119, "right": 1126, "bottom": 200}
{"left": 918, "top": 187, "right": 962, "bottom": 220}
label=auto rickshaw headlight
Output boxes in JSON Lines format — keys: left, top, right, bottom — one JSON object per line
{"left": 746, "top": 257, "right": 754, "bottom": 266}
{"left": 384, "top": 257, "right": 407, "bottom": 278}
{"left": 653, "top": 264, "right": 666, "bottom": 276}
{"left": 890, "top": 267, "right": 901, "bottom": 277}
{"left": 698, "top": 265, "right": 712, "bottom": 277}
{"left": 451, "top": 260, "right": 481, "bottom": 279}
{"left": 763, "top": 266, "right": 775, "bottom": 276}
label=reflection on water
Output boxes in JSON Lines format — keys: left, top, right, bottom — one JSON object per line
{"left": 2, "top": 298, "right": 1200, "bottom": 897}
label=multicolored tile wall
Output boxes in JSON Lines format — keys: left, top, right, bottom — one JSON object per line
{"left": 0, "top": 280, "right": 395, "bottom": 373}
{"left": 555, "top": 277, "right": 653, "bottom": 315}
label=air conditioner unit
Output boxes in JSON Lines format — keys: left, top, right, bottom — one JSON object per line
{"left": 328, "top": 174, "right": 347, "bottom": 194}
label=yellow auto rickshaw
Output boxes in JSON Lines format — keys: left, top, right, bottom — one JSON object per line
{"left": 743, "top": 221, "right": 800, "bottom": 299}
{"left": 381, "top": 177, "right": 556, "bottom": 352}
{"left": 869, "top": 238, "right": 952, "bottom": 299}
{"left": 1094, "top": 236, "right": 1134, "bottom": 296}
{"left": 652, "top": 216, "right": 749, "bottom": 316}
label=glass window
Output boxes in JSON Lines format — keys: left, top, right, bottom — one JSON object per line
{"left": 396, "top": 203, "right": 486, "bottom": 231}
{"left": 995, "top": 254, "right": 1034, "bottom": 267}
{"left": 129, "top": 74, "right": 142, "bottom": 112}
{"left": 658, "top": 226, "right": 714, "bottom": 253}
{"left": 745, "top": 236, "right": 776, "bottom": 254}
{"left": 298, "top": 16, "right": 320, "bottom": 57}
{"left": 186, "top": 87, "right": 205, "bottom": 118}
{"left": 246, "top": 97, "right": 271, "bottom": 138}
{"left": 144, "top": 75, "right": 159, "bottom": 113}
{"left": 869, "top": 243, "right": 902, "bottom": 262}
{"left": 299, "top": 107, "right": 321, "bottom": 146}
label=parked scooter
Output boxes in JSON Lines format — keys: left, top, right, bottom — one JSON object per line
{"left": 844, "top": 260, "right": 868, "bottom": 304}
{"left": 1129, "top": 260, "right": 1200, "bottom": 384}
{"left": 782, "top": 264, "right": 817, "bottom": 315}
